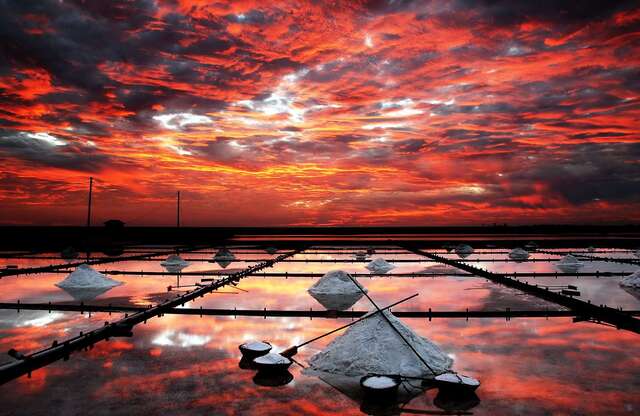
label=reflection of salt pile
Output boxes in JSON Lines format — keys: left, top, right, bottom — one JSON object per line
{"left": 213, "top": 248, "right": 236, "bottom": 268}
{"left": 556, "top": 254, "right": 584, "bottom": 272}
{"left": 366, "top": 258, "right": 395, "bottom": 274}
{"left": 161, "top": 254, "right": 190, "bottom": 273}
{"left": 455, "top": 244, "right": 474, "bottom": 258}
{"left": 309, "top": 309, "right": 452, "bottom": 377}
{"left": 308, "top": 270, "right": 367, "bottom": 311}
{"left": 620, "top": 271, "right": 640, "bottom": 289}
{"left": 56, "top": 264, "right": 123, "bottom": 301}
{"left": 508, "top": 248, "right": 530, "bottom": 262}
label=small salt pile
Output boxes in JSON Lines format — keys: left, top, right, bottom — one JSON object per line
{"left": 308, "top": 270, "right": 367, "bottom": 310}
{"left": 56, "top": 264, "right": 123, "bottom": 289}
{"left": 634, "top": 250, "right": 640, "bottom": 258}
{"left": 161, "top": 254, "right": 190, "bottom": 272}
{"left": 508, "top": 248, "right": 530, "bottom": 261}
{"left": 620, "top": 271, "right": 640, "bottom": 289}
{"left": 421, "top": 264, "right": 456, "bottom": 274}
{"left": 556, "top": 254, "right": 584, "bottom": 272}
{"left": 265, "top": 247, "right": 278, "bottom": 255}
{"left": 213, "top": 248, "right": 236, "bottom": 268}
{"left": 454, "top": 244, "right": 474, "bottom": 258}
{"left": 60, "top": 246, "right": 79, "bottom": 260}
{"left": 308, "top": 309, "right": 453, "bottom": 378}
{"left": 366, "top": 258, "right": 395, "bottom": 274}
{"left": 354, "top": 251, "right": 367, "bottom": 261}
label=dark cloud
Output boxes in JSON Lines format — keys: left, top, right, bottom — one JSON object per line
{"left": 454, "top": 0, "right": 638, "bottom": 26}
{"left": 0, "top": 130, "right": 110, "bottom": 172}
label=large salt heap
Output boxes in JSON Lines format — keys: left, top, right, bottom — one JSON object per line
{"left": 56, "top": 264, "right": 123, "bottom": 301}
{"left": 620, "top": 270, "right": 640, "bottom": 289}
{"left": 366, "top": 258, "right": 395, "bottom": 274}
{"left": 213, "top": 248, "right": 236, "bottom": 268}
{"left": 308, "top": 270, "right": 367, "bottom": 311}
{"left": 309, "top": 309, "right": 452, "bottom": 377}
{"left": 508, "top": 248, "right": 530, "bottom": 262}
{"left": 556, "top": 254, "right": 584, "bottom": 273}
{"left": 454, "top": 244, "right": 474, "bottom": 258}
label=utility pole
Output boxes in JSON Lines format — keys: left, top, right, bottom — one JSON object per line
{"left": 176, "top": 191, "right": 181, "bottom": 228}
{"left": 86, "top": 177, "right": 93, "bottom": 227}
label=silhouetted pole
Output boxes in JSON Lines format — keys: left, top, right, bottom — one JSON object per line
{"left": 86, "top": 177, "right": 93, "bottom": 227}
{"left": 176, "top": 191, "right": 181, "bottom": 228}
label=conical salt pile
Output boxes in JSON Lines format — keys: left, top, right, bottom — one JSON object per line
{"left": 556, "top": 254, "right": 584, "bottom": 272}
{"left": 56, "top": 264, "right": 123, "bottom": 289}
{"left": 214, "top": 248, "right": 236, "bottom": 268}
{"left": 161, "top": 254, "right": 190, "bottom": 272}
{"left": 309, "top": 270, "right": 366, "bottom": 296}
{"left": 162, "top": 254, "right": 188, "bottom": 265}
{"left": 308, "top": 270, "right": 366, "bottom": 311}
{"left": 265, "top": 247, "right": 278, "bottom": 255}
{"left": 455, "top": 244, "right": 474, "bottom": 258}
{"left": 620, "top": 271, "right": 640, "bottom": 289}
{"left": 366, "top": 258, "right": 395, "bottom": 274}
{"left": 309, "top": 309, "right": 452, "bottom": 377}
{"left": 508, "top": 248, "right": 530, "bottom": 261}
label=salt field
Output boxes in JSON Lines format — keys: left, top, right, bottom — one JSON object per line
{"left": 0, "top": 235, "right": 639, "bottom": 415}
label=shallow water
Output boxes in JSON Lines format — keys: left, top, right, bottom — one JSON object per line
{"left": 0, "top": 243, "right": 638, "bottom": 415}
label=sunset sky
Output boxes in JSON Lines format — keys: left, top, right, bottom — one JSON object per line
{"left": 1, "top": 0, "right": 639, "bottom": 226}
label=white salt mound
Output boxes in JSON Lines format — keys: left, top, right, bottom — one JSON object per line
{"left": 634, "top": 250, "right": 640, "bottom": 258}
{"left": 254, "top": 353, "right": 291, "bottom": 365}
{"left": 558, "top": 254, "right": 581, "bottom": 264}
{"left": 366, "top": 258, "right": 395, "bottom": 274}
{"left": 308, "top": 270, "right": 367, "bottom": 296}
{"left": 56, "top": 264, "right": 123, "bottom": 289}
{"left": 214, "top": 248, "right": 236, "bottom": 260}
{"left": 308, "top": 310, "right": 453, "bottom": 378}
{"left": 455, "top": 244, "right": 474, "bottom": 257}
{"left": 362, "top": 376, "right": 398, "bottom": 389}
{"left": 508, "top": 248, "right": 530, "bottom": 261}
{"left": 620, "top": 271, "right": 640, "bottom": 289}
{"left": 161, "top": 254, "right": 189, "bottom": 266}
{"left": 556, "top": 254, "right": 584, "bottom": 272}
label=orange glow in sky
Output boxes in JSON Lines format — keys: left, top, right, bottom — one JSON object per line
{"left": 1, "top": 1, "right": 639, "bottom": 225}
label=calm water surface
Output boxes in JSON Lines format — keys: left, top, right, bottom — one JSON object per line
{"left": 0, "top": 245, "right": 638, "bottom": 415}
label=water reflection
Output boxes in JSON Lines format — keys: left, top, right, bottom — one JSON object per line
{"left": 0, "top": 245, "right": 639, "bottom": 415}
{"left": 253, "top": 370, "right": 294, "bottom": 387}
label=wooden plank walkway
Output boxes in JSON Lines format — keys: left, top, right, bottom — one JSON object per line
{"left": 2, "top": 302, "right": 639, "bottom": 319}
{"left": 0, "top": 248, "right": 304, "bottom": 385}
